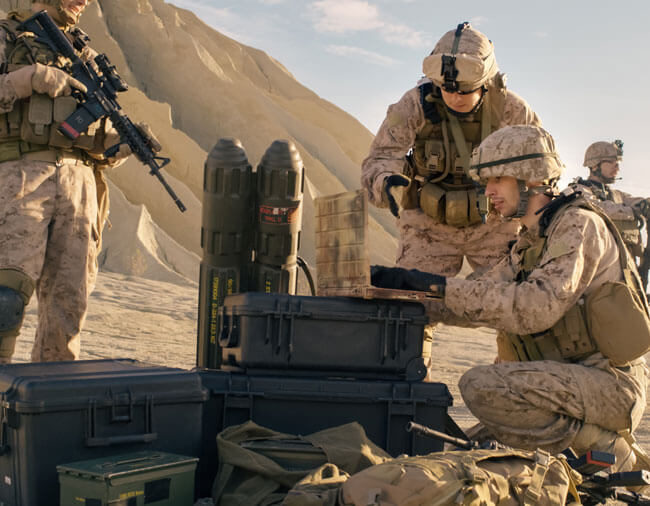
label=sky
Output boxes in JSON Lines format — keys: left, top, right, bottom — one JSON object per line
{"left": 168, "top": 0, "right": 650, "bottom": 195}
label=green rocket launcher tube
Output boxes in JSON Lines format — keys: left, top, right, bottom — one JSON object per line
{"left": 197, "top": 138, "right": 254, "bottom": 368}
{"left": 252, "top": 140, "right": 304, "bottom": 294}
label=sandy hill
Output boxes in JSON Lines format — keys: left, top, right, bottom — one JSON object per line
{"left": 1, "top": 0, "right": 397, "bottom": 286}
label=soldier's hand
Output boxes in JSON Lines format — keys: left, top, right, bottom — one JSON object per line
{"left": 101, "top": 121, "right": 161, "bottom": 164}
{"left": 370, "top": 265, "right": 446, "bottom": 293}
{"left": 28, "top": 63, "right": 87, "bottom": 98}
{"left": 383, "top": 174, "right": 411, "bottom": 218}
{"left": 107, "top": 143, "right": 132, "bottom": 163}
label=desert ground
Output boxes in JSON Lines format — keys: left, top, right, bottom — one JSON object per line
{"left": 14, "top": 270, "right": 650, "bottom": 451}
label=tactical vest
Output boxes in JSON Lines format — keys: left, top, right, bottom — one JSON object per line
{"left": 0, "top": 11, "right": 104, "bottom": 162}
{"left": 503, "top": 194, "right": 650, "bottom": 366}
{"left": 573, "top": 178, "right": 643, "bottom": 257}
{"left": 0, "top": 11, "right": 111, "bottom": 248}
{"left": 406, "top": 78, "right": 506, "bottom": 228}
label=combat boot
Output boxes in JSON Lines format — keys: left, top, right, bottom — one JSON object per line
{"left": 570, "top": 423, "right": 636, "bottom": 473}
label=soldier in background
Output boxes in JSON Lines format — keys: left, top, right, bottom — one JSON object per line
{"left": 372, "top": 125, "right": 649, "bottom": 471}
{"left": 570, "top": 140, "right": 650, "bottom": 281}
{"left": 0, "top": 0, "right": 136, "bottom": 362}
{"left": 361, "top": 22, "right": 540, "bottom": 279}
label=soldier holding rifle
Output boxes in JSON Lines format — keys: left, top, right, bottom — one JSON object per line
{"left": 0, "top": 0, "right": 166, "bottom": 362}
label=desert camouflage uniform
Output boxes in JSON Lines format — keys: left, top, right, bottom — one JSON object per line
{"left": 432, "top": 205, "right": 648, "bottom": 454}
{"left": 570, "top": 177, "right": 647, "bottom": 258}
{"left": 0, "top": 15, "right": 122, "bottom": 362}
{"left": 361, "top": 87, "right": 540, "bottom": 276}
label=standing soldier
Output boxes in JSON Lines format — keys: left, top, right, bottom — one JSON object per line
{"left": 361, "top": 22, "right": 541, "bottom": 278}
{"left": 372, "top": 125, "right": 650, "bottom": 471}
{"left": 570, "top": 140, "right": 650, "bottom": 283}
{"left": 0, "top": 0, "right": 135, "bottom": 362}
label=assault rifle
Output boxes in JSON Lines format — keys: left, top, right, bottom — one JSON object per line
{"left": 579, "top": 470, "right": 650, "bottom": 505}
{"left": 17, "top": 11, "right": 186, "bottom": 212}
{"left": 407, "top": 421, "right": 650, "bottom": 504}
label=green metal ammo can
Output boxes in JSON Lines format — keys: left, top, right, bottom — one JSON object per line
{"left": 197, "top": 138, "right": 254, "bottom": 368}
{"left": 57, "top": 451, "right": 198, "bottom": 506}
{"left": 252, "top": 140, "right": 304, "bottom": 294}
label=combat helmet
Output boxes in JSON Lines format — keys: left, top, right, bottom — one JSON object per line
{"left": 469, "top": 125, "right": 564, "bottom": 217}
{"left": 422, "top": 22, "right": 499, "bottom": 93}
{"left": 583, "top": 140, "right": 623, "bottom": 184}
{"left": 583, "top": 140, "right": 623, "bottom": 168}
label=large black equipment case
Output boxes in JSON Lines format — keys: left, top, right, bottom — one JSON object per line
{"left": 0, "top": 359, "right": 208, "bottom": 506}
{"left": 218, "top": 292, "right": 429, "bottom": 380}
{"left": 199, "top": 370, "right": 453, "bottom": 495}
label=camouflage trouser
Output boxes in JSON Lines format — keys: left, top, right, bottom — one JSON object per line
{"left": 396, "top": 208, "right": 519, "bottom": 276}
{"left": 0, "top": 157, "right": 99, "bottom": 362}
{"left": 459, "top": 355, "right": 649, "bottom": 454}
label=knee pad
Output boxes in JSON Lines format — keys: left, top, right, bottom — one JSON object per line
{"left": 0, "top": 268, "right": 34, "bottom": 339}
{"left": 0, "top": 285, "right": 25, "bottom": 337}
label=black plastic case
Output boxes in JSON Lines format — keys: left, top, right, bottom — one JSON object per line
{"left": 199, "top": 370, "right": 453, "bottom": 495}
{"left": 0, "top": 359, "right": 208, "bottom": 506}
{"left": 218, "top": 293, "right": 429, "bottom": 380}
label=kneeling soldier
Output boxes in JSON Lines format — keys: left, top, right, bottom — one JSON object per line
{"left": 372, "top": 125, "right": 650, "bottom": 470}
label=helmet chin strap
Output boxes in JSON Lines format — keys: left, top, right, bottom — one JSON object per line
{"left": 513, "top": 180, "right": 558, "bottom": 218}
{"left": 513, "top": 180, "right": 530, "bottom": 218}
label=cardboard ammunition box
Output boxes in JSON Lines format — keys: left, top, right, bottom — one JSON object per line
{"left": 57, "top": 451, "right": 198, "bottom": 506}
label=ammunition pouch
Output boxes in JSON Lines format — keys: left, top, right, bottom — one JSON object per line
{"left": 586, "top": 274, "right": 650, "bottom": 365}
{"left": 612, "top": 219, "right": 643, "bottom": 257}
{"left": 419, "top": 182, "right": 484, "bottom": 227}
{"left": 0, "top": 94, "right": 101, "bottom": 155}
{"left": 410, "top": 82, "right": 499, "bottom": 228}
{"left": 504, "top": 299, "right": 597, "bottom": 363}
{"left": 505, "top": 195, "right": 650, "bottom": 365}
{"left": 416, "top": 139, "right": 446, "bottom": 179}
{"left": 0, "top": 100, "right": 102, "bottom": 163}
{"left": 505, "top": 275, "right": 650, "bottom": 365}
{"left": 0, "top": 139, "right": 49, "bottom": 162}
{"left": 0, "top": 22, "right": 104, "bottom": 158}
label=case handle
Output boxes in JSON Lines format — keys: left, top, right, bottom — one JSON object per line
{"left": 86, "top": 432, "right": 158, "bottom": 447}
{"left": 85, "top": 395, "right": 158, "bottom": 447}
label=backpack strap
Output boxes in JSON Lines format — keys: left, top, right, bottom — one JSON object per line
{"left": 419, "top": 81, "right": 442, "bottom": 124}
{"left": 523, "top": 449, "right": 551, "bottom": 505}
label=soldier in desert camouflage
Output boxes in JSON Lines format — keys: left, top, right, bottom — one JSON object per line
{"left": 372, "top": 125, "right": 650, "bottom": 471}
{"left": 0, "top": 0, "right": 136, "bottom": 362}
{"left": 570, "top": 140, "right": 649, "bottom": 267}
{"left": 361, "top": 22, "right": 540, "bottom": 278}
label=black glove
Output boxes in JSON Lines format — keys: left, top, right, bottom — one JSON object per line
{"left": 370, "top": 265, "right": 446, "bottom": 293}
{"left": 384, "top": 174, "right": 410, "bottom": 218}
